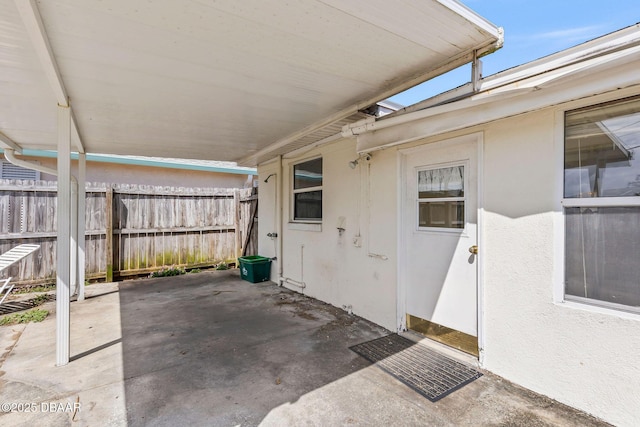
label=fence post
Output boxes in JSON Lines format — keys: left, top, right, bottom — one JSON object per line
{"left": 234, "top": 189, "right": 241, "bottom": 263}
{"left": 105, "top": 186, "right": 114, "bottom": 282}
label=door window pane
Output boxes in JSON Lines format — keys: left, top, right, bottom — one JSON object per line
{"left": 419, "top": 201, "right": 464, "bottom": 229}
{"left": 418, "top": 166, "right": 464, "bottom": 198}
{"left": 417, "top": 165, "right": 465, "bottom": 230}
{"left": 565, "top": 206, "right": 640, "bottom": 310}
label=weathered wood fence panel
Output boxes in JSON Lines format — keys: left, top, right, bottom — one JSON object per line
{"left": 240, "top": 189, "right": 258, "bottom": 256}
{"left": 0, "top": 180, "right": 257, "bottom": 285}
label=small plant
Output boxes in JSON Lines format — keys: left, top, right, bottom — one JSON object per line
{"left": 31, "top": 294, "right": 50, "bottom": 306}
{"left": 215, "top": 262, "right": 229, "bottom": 270}
{"left": 188, "top": 268, "right": 201, "bottom": 274}
{"left": 0, "top": 309, "right": 49, "bottom": 326}
{"left": 13, "top": 284, "right": 56, "bottom": 294}
{"left": 149, "top": 266, "right": 186, "bottom": 278}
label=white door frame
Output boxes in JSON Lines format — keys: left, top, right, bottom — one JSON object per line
{"left": 397, "top": 132, "right": 485, "bottom": 359}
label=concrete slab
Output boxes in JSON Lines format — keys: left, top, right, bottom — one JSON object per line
{"left": 0, "top": 270, "right": 610, "bottom": 426}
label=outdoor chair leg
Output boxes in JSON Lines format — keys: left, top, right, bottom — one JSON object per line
{"left": 0, "top": 277, "right": 14, "bottom": 305}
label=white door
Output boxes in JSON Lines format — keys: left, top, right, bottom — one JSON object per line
{"left": 401, "top": 135, "right": 479, "bottom": 338}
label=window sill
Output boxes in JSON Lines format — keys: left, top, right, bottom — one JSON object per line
{"left": 555, "top": 299, "right": 640, "bottom": 321}
{"left": 288, "top": 222, "right": 322, "bottom": 232}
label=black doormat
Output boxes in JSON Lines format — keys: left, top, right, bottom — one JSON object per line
{"left": 350, "top": 334, "right": 482, "bottom": 402}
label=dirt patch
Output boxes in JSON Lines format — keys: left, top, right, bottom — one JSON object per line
{"left": 480, "top": 372, "right": 612, "bottom": 427}
{"left": 495, "top": 411, "right": 559, "bottom": 427}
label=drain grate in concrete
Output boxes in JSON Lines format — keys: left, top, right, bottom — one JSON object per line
{"left": 350, "top": 334, "right": 482, "bottom": 402}
{"left": 0, "top": 295, "right": 54, "bottom": 315}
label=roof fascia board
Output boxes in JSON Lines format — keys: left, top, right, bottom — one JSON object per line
{"left": 371, "top": 25, "right": 640, "bottom": 123}
{"left": 436, "top": 0, "right": 502, "bottom": 37}
{"left": 1, "top": 149, "right": 256, "bottom": 175}
{"left": 237, "top": 33, "right": 502, "bottom": 167}
{"left": 355, "top": 52, "right": 640, "bottom": 152}
{"left": 477, "top": 24, "right": 640, "bottom": 92}
{"left": 14, "top": 0, "right": 84, "bottom": 154}
{"left": 346, "top": 28, "right": 640, "bottom": 138}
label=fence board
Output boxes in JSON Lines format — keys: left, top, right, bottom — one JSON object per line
{"left": 0, "top": 180, "right": 255, "bottom": 285}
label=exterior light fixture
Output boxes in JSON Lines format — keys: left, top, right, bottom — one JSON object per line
{"left": 348, "top": 153, "right": 372, "bottom": 169}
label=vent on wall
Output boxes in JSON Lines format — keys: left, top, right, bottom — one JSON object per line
{"left": 0, "top": 161, "right": 40, "bottom": 180}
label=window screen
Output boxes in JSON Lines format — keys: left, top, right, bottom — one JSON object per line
{"left": 564, "top": 96, "right": 640, "bottom": 312}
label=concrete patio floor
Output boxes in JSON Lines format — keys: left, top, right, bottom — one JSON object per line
{"left": 0, "top": 270, "right": 609, "bottom": 426}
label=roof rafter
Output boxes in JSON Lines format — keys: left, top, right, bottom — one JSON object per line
{"left": 0, "top": 131, "right": 23, "bottom": 154}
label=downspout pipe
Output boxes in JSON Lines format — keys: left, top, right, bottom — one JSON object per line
{"left": 276, "top": 155, "right": 284, "bottom": 284}
{"left": 4, "top": 148, "right": 76, "bottom": 182}
{"left": 4, "top": 148, "right": 81, "bottom": 295}
{"left": 280, "top": 277, "right": 306, "bottom": 289}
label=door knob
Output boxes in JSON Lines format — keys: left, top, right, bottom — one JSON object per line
{"left": 468, "top": 245, "right": 478, "bottom": 255}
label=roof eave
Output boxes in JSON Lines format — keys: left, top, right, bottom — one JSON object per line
{"left": 241, "top": 30, "right": 503, "bottom": 167}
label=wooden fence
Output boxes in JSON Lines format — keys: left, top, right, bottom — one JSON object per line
{"left": 0, "top": 180, "right": 258, "bottom": 285}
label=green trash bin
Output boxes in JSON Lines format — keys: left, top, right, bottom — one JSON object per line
{"left": 238, "top": 255, "right": 272, "bottom": 283}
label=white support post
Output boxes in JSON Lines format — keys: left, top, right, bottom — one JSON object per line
{"left": 77, "top": 153, "right": 86, "bottom": 302}
{"left": 70, "top": 180, "right": 77, "bottom": 296}
{"left": 56, "top": 104, "right": 71, "bottom": 366}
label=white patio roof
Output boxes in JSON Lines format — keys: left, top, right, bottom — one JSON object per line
{"left": 1, "top": 0, "right": 502, "bottom": 166}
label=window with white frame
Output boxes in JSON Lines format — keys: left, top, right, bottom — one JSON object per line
{"left": 563, "top": 95, "right": 640, "bottom": 313}
{"left": 292, "top": 157, "right": 322, "bottom": 221}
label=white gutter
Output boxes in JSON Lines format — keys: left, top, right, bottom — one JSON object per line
{"left": 4, "top": 148, "right": 77, "bottom": 183}
{"left": 342, "top": 32, "right": 640, "bottom": 141}
{"left": 4, "top": 148, "right": 81, "bottom": 297}
{"left": 0, "top": 132, "right": 23, "bottom": 154}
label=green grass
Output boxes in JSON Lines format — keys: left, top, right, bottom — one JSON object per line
{"left": 31, "top": 294, "right": 51, "bottom": 306}
{"left": 13, "top": 284, "right": 56, "bottom": 294}
{"left": 149, "top": 266, "right": 186, "bottom": 278}
{"left": 0, "top": 309, "right": 49, "bottom": 326}
{"left": 215, "top": 262, "right": 229, "bottom": 270}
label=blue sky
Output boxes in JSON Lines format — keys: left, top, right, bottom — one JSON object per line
{"left": 389, "top": 0, "right": 640, "bottom": 106}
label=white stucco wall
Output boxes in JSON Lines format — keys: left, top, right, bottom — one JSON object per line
{"left": 258, "top": 141, "right": 398, "bottom": 331}
{"left": 20, "top": 156, "right": 252, "bottom": 188}
{"left": 258, "top": 92, "right": 640, "bottom": 426}
{"left": 257, "top": 161, "right": 280, "bottom": 281}
{"left": 481, "top": 107, "right": 640, "bottom": 427}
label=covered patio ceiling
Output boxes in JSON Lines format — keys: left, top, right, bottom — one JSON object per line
{"left": 1, "top": 0, "right": 502, "bottom": 166}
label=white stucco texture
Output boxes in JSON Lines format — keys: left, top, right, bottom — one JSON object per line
{"left": 258, "top": 97, "right": 640, "bottom": 427}
{"left": 33, "top": 157, "right": 250, "bottom": 188}
{"left": 482, "top": 109, "right": 640, "bottom": 427}
{"left": 259, "top": 140, "right": 398, "bottom": 331}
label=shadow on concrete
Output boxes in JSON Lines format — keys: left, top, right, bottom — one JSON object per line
{"left": 118, "top": 269, "right": 389, "bottom": 426}
{"left": 70, "top": 338, "right": 122, "bottom": 362}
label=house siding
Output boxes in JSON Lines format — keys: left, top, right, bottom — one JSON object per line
{"left": 259, "top": 142, "right": 398, "bottom": 331}
{"left": 25, "top": 157, "right": 252, "bottom": 188}
{"left": 259, "top": 95, "right": 640, "bottom": 426}
{"left": 482, "top": 108, "right": 640, "bottom": 427}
